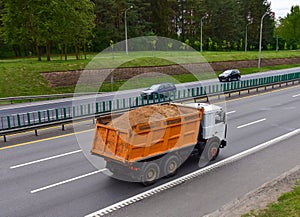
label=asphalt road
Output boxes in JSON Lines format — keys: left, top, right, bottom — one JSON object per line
{"left": 0, "top": 83, "right": 299, "bottom": 217}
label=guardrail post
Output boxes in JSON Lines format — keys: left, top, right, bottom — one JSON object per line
{"left": 116, "top": 100, "right": 120, "bottom": 110}
{"left": 158, "top": 94, "right": 161, "bottom": 103}
{"left": 37, "top": 111, "right": 42, "bottom": 124}
{"left": 3, "top": 135, "right": 7, "bottom": 142}
{"left": 27, "top": 113, "right": 31, "bottom": 126}
{"left": 129, "top": 98, "right": 132, "bottom": 107}
{"left": 7, "top": 116, "right": 11, "bottom": 129}
{"left": 123, "top": 98, "right": 126, "bottom": 108}
{"left": 17, "top": 114, "right": 21, "bottom": 127}
{"left": 109, "top": 101, "right": 112, "bottom": 111}
{"left": 163, "top": 94, "right": 166, "bottom": 102}
{"left": 72, "top": 107, "right": 76, "bottom": 118}
{"left": 80, "top": 105, "right": 83, "bottom": 116}
{"left": 95, "top": 103, "right": 99, "bottom": 114}
{"left": 102, "top": 102, "right": 106, "bottom": 112}
{"left": 55, "top": 109, "right": 59, "bottom": 120}
{"left": 141, "top": 97, "right": 144, "bottom": 105}
{"left": 47, "top": 110, "right": 51, "bottom": 122}
{"left": 63, "top": 108, "right": 67, "bottom": 119}
{"left": 87, "top": 104, "right": 91, "bottom": 115}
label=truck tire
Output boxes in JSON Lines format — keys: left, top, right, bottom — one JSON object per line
{"left": 141, "top": 162, "right": 160, "bottom": 186}
{"left": 201, "top": 138, "right": 220, "bottom": 163}
{"left": 163, "top": 155, "right": 180, "bottom": 177}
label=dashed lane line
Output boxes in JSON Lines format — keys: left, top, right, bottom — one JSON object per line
{"left": 292, "top": 93, "right": 300, "bottom": 98}
{"left": 237, "top": 118, "right": 266, "bottom": 129}
{"left": 226, "top": 111, "right": 236, "bottom": 115}
{"left": 10, "top": 149, "right": 82, "bottom": 169}
{"left": 30, "top": 169, "right": 107, "bottom": 194}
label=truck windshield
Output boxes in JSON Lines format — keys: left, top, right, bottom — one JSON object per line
{"left": 215, "top": 110, "right": 225, "bottom": 124}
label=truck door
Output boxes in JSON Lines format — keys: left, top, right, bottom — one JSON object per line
{"left": 212, "top": 110, "right": 226, "bottom": 140}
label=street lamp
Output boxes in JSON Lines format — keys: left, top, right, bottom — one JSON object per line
{"left": 200, "top": 14, "right": 208, "bottom": 52}
{"left": 275, "top": 18, "right": 280, "bottom": 51}
{"left": 245, "top": 18, "right": 253, "bottom": 52}
{"left": 258, "top": 11, "right": 275, "bottom": 69}
{"left": 125, "top": 5, "right": 133, "bottom": 55}
{"left": 258, "top": 12, "right": 269, "bottom": 69}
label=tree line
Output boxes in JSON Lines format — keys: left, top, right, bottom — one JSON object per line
{"left": 0, "top": 0, "right": 299, "bottom": 60}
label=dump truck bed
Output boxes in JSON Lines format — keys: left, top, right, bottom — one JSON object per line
{"left": 91, "top": 104, "right": 203, "bottom": 163}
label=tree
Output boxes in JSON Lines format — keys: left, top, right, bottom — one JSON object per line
{"left": 239, "top": 0, "right": 274, "bottom": 50}
{"left": 203, "top": 0, "right": 244, "bottom": 51}
{"left": 277, "top": 6, "right": 300, "bottom": 49}
{"left": 1, "top": 0, "right": 95, "bottom": 61}
{"left": 66, "top": 0, "right": 95, "bottom": 60}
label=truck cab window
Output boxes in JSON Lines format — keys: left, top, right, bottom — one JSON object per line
{"left": 215, "top": 111, "right": 225, "bottom": 124}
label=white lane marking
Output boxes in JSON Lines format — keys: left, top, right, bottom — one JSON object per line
{"left": 10, "top": 150, "right": 82, "bottom": 169}
{"left": 292, "top": 94, "right": 300, "bottom": 98}
{"left": 237, "top": 118, "right": 266, "bottom": 129}
{"left": 226, "top": 111, "right": 236, "bottom": 115}
{"left": 30, "top": 169, "right": 107, "bottom": 194}
{"left": 85, "top": 128, "right": 300, "bottom": 217}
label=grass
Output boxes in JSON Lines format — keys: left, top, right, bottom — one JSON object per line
{"left": 242, "top": 182, "right": 300, "bottom": 217}
{"left": 203, "top": 50, "right": 300, "bottom": 62}
{"left": 57, "top": 62, "right": 300, "bottom": 94}
{"left": 0, "top": 50, "right": 300, "bottom": 98}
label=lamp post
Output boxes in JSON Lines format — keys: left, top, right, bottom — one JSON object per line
{"left": 258, "top": 12, "right": 275, "bottom": 69}
{"left": 258, "top": 12, "right": 268, "bottom": 70}
{"left": 200, "top": 14, "right": 208, "bottom": 52}
{"left": 125, "top": 5, "right": 133, "bottom": 55}
{"left": 275, "top": 18, "right": 279, "bottom": 51}
{"left": 245, "top": 23, "right": 249, "bottom": 52}
{"left": 245, "top": 20, "right": 252, "bottom": 52}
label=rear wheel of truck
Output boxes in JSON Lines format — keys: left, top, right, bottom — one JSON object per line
{"left": 201, "top": 138, "right": 220, "bottom": 162}
{"left": 163, "top": 155, "right": 180, "bottom": 177}
{"left": 141, "top": 162, "right": 160, "bottom": 186}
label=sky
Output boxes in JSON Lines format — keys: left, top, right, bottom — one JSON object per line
{"left": 269, "top": 0, "right": 299, "bottom": 18}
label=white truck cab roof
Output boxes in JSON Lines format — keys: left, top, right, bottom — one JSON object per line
{"left": 183, "top": 102, "right": 224, "bottom": 114}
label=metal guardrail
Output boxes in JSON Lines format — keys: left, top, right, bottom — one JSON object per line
{"left": 0, "top": 92, "right": 99, "bottom": 104}
{"left": 0, "top": 72, "right": 299, "bottom": 141}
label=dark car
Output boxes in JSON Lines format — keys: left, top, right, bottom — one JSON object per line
{"left": 218, "top": 69, "right": 241, "bottom": 82}
{"left": 141, "top": 82, "right": 176, "bottom": 99}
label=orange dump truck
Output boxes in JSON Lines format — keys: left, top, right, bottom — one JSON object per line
{"left": 92, "top": 103, "right": 227, "bottom": 185}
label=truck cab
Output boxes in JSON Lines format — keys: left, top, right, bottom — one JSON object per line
{"left": 184, "top": 103, "right": 227, "bottom": 160}
{"left": 185, "top": 103, "right": 226, "bottom": 141}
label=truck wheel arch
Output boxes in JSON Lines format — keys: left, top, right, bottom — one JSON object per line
{"left": 201, "top": 137, "right": 220, "bottom": 163}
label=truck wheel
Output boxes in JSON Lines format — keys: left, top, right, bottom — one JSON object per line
{"left": 201, "top": 138, "right": 220, "bottom": 162}
{"left": 163, "top": 155, "right": 180, "bottom": 177}
{"left": 142, "top": 162, "right": 160, "bottom": 186}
